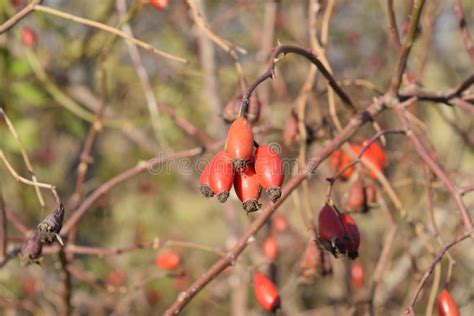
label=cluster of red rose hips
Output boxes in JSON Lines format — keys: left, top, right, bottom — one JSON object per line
{"left": 199, "top": 116, "right": 284, "bottom": 213}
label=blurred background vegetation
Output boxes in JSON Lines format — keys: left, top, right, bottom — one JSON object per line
{"left": 0, "top": 0, "right": 473, "bottom": 315}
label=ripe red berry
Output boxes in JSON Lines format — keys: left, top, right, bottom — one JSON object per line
{"left": 262, "top": 234, "right": 278, "bottom": 261}
{"left": 437, "top": 289, "right": 460, "bottom": 316}
{"left": 21, "top": 26, "right": 36, "bottom": 48}
{"left": 255, "top": 145, "right": 284, "bottom": 202}
{"left": 209, "top": 151, "right": 234, "bottom": 203}
{"left": 329, "top": 144, "right": 361, "bottom": 180}
{"left": 339, "top": 213, "right": 360, "bottom": 259}
{"left": 253, "top": 272, "right": 281, "bottom": 313}
{"left": 345, "top": 178, "right": 368, "bottom": 213}
{"left": 148, "top": 0, "right": 169, "bottom": 10}
{"left": 155, "top": 250, "right": 180, "bottom": 270}
{"left": 234, "top": 165, "right": 261, "bottom": 212}
{"left": 271, "top": 214, "right": 288, "bottom": 232}
{"left": 199, "top": 157, "right": 215, "bottom": 198}
{"left": 360, "top": 140, "right": 386, "bottom": 178}
{"left": 226, "top": 117, "right": 254, "bottom": 170}
{"left": 350, "top": 261, "right": 365, "bottom": 289}
{"left": 317, "top": 203, "right": 347, "bottom": 257}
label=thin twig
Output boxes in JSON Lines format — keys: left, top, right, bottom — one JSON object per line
{"left": 405, "top": 230, "right": 472, "bottom": 314}
{"left": 238, "top": 44, "right": 355, "bottom": 117}
{"left": 453, "top": 0, "right": 474, "bottom": 66}
{"left": 386, "top": 0, "right": 402, "bottom": 53}
{"left": 395, "top": 105, "right": 473, "bottom": 240}
{"left": 0, "top": 108, "right": 46, "bottom": 211}
{"left": 0, "top": 150, "right": 60, "bottom": 205}
{"left": 0, "top": 0, "right": 42, "bottom": 34}
{"left": 388, "top": 0, "right": 426, "bottom": 96}
{"left": 61, "top": 147, "right": 204, "bottom": 234}
{"left": 326, "top": 128, "right": 406, "bottom": 183}
{"left": 4, "top": 207, "right": 29, "bottom": 236}
{"left": 33, "top": 5, "right": 187, "bottom": 64}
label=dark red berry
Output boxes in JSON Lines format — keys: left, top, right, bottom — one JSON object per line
{"left": 339, "top": 213, "right": 360, "bottom": 259}
{"left": 317, "top": 203, "right": 347, "bottom": 257}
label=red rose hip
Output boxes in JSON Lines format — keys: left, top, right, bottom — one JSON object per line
{"left": 209, "top": 151, "right": 234, "bottom": 203}
{"left": 253, "top": 272, "right": 281, "bottom": 312}
{"left": 339, "top": 213, "right": 360, "bottom": 259}
{"left": 317, "top": 203, "right": 347, "bottom": 257}
{"left": 255, "top": 145, "right": 284, "bottom": 202}
{"left": 234, "top": 165, "right": 261, "bottom": 212}
{"left": 155, "top": 250, "right": 180, "bottom": 270}
{"left": 226, "top": 117, "right": 254, "bottom": 170}
{"left": 437, "top": 289, "right": 460, "bottom": 316}
{"left": 199, "top": 157, "right": 215, "bottom": 198}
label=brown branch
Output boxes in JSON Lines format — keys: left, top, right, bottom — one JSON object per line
{"left": 398, "top": 74, "right": 474, "bottom": 110}
{"left": 394, "top": 105, "right": 473, "bottom": 240}
{"left": 0, "top": 0, "right": 42, "bottom": 34}
{"left": 453, "top": 0, "right": 474, "bottom": 66}
{"left": 33, "top": 5, "right": 187, "bottom": 63}
{"left": 4, "top": 207, "right": 29, "bottom": 236}
{"left": 58, "top": 249, "right": 72, "bottom": 316}
{"left": 61, "top": 147, "right": 204, "bottom": 234}
{"left": 164, "top": 97, "right": 387, "bottom": 315}
{"left": 405, "top": 230, "right": 472, "bottom": 314}
{"left": 386, "top": 0, "right": 402, "bottom": 53}
{"left": 460, "top": 183, "right": 474, "bottom": 196}
{"left": 388, "top": 0, "right": 426, "bottom": 96}
{"left": 1, "top": 107, "right": 46, "bottom": 211}
{"left": 239, "top": 44, "right": 355, "bottom": 116}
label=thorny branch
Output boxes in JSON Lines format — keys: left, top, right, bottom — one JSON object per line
{"left": 238, "top": 44, "right": 355, "bottom": 117}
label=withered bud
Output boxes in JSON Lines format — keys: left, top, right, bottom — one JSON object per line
{"left": 222, "top": 95, "right": 261, "bottom": 124}
{"left": 37, "top": 203, "right": 64, "bottom": 244}
{"left": 20, "top": 230, "right": 43, "bottom": 266}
